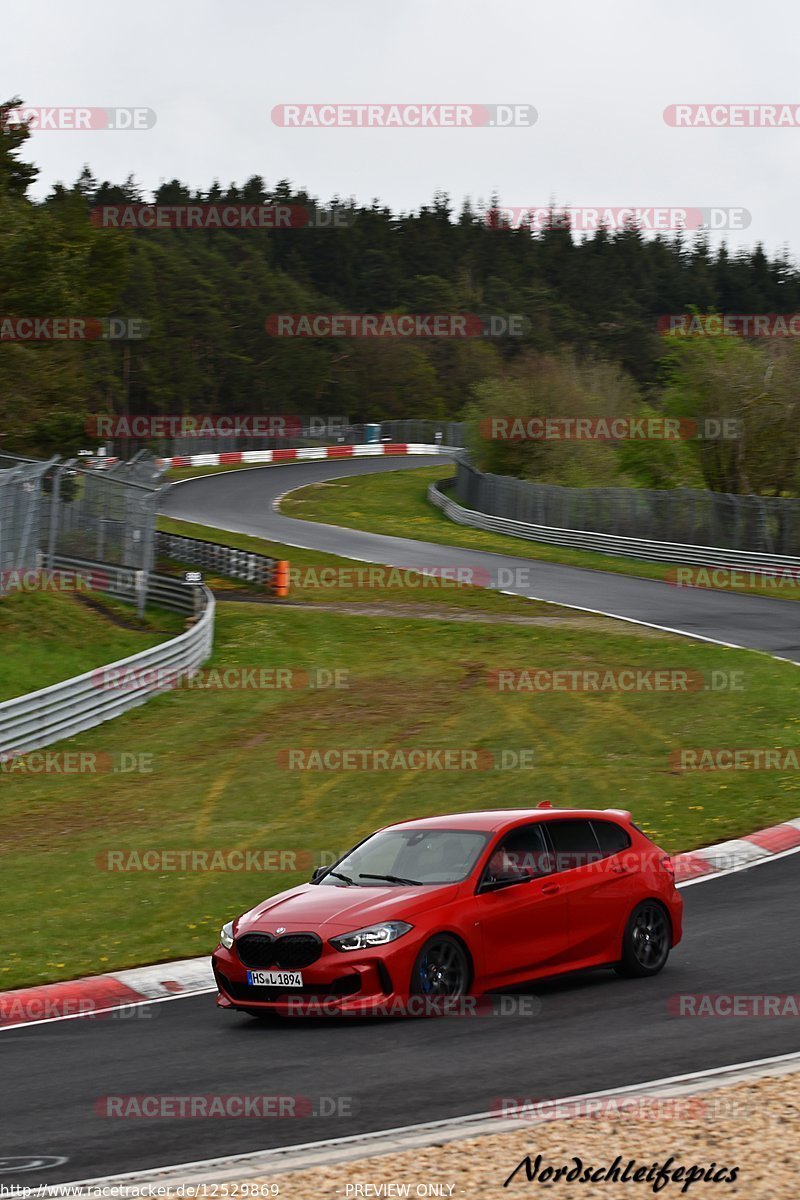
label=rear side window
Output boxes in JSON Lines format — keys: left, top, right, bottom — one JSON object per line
{"left": 484, "top": 823, "right": 554, "bottom": 883}
{"left": 591, "top": 819, "right": 631, "bottom": 858}
{"left": 546, "top": 819, "right": 602, "bottom": 872}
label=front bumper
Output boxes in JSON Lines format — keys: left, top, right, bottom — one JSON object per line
{"left": 212, "top": 941, "right": 417, "bottom": 1015}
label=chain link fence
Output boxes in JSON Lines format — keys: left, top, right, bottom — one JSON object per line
{"left": 0, "top": 455, "right": 60, "bottom": 577}
{"left": 42, "top": 461, "right": 160, "bottom": 613}
{"left": 453, "top": 460, "right": 800, "bottom": 555}
{"left": 377, "top": 420, "right": 465, "bottom": 446}
{"left": 0, "top": 451, "right": 163, "bottom": 614}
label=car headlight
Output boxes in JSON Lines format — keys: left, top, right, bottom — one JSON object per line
{"left": 219, "top": 920, "right": 235, "bottom": 950}
{"left": 329, "top": 921, "right": 413, "bottom": 952}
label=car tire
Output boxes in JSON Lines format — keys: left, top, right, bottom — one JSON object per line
{"left": 409, "top": 934, "right": 471, "bottom": 999}
{"left": 614, "top": 901, "right": 671, "bottom": 978}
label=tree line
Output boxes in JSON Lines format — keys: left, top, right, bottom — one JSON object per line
{"left": 1, "top": 98, "right": 798, "bottom": 495}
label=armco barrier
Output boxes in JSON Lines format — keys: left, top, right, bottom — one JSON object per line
{"left": 155, "top": 530, "right": 279, "bottom": 590}
{"left": 428, "top": 480, "right": 800, "bottom": 573}
{"left": 0, "top": 558, "right": 214, "bottom": 758}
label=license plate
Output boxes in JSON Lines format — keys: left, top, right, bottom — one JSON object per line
{"left": 246, "top": 969, "right": 303, "bottom": 988}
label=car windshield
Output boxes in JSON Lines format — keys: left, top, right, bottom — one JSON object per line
{"left": 319, "top": 828, "right": 489, "bottom": 886}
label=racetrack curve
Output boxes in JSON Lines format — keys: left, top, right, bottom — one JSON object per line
{"left": 3, "top": 457, "right": 798, "bottom": 1186}
{"left": 2, "top": 857, "right": 798, "bottom": 1185}
{"left": 160, "top": 456, "right": 800, "bottom": 662}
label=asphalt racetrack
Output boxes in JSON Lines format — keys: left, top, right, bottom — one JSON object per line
{"left": 2, "top": 857, "right": 798, "bottom": 1184}
{"left": 160, "top": 456, "right": 800, "bottom": 662}
{"left": 3, "top": 457, "right": 797, "bottom": 1186}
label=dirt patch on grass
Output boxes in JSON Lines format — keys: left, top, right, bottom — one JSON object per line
{"left": 74, "top": 592, "right": 176, "bottom": 633}
{"left": 0, "top": 793, "right": 157, "bottom": 856}
{"left": 232, "top": 676, "right": 456, "bottom": 753}
{"left": 217, "top": 598, "right": 669, "bottom": 637}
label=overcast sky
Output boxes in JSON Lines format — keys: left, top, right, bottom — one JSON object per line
{"left": 4, "top": 0, "right": 799, "bottom": 254}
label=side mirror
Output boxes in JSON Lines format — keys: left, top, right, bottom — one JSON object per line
{"left": 479, "top": 875, "right": 523, "bottom": 893}
{"left": 310, "top": 866, "right": 327, "bottom": 883}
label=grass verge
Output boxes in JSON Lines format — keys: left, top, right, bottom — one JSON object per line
{"left": 0, "top": 590, "right": 183, "bottom": 703}
{"left": 3, "top": 597, "right": 799, "bottom": 989}
{"left": 281, "top": 466, "right": 800, "bottom": 604}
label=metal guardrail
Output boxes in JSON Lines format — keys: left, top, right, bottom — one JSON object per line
{"left": 155, "top": 531, "right": 278, "bottom": 589}
{"left": 428, "top": 479, "right": 800, "bottom": 573}
{"left": 454, "top": 459, "right": 800, "bottom": 557}
{"left": 0, "top": 559, "right": 214, "bottom": 758}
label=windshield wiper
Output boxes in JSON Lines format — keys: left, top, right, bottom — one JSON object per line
{"left": 358, "top": 873, "right": 425, "bottom": 886}
{"left": 325, "top": 869, "right": 355, "bottom": 885}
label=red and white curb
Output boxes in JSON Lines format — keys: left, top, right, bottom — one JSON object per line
{"left": 672, "top": 816, "right": 800, "bottom": 881}
{"left": 0, "top": 957, "right": 215, "bottom": 1030}
{"left": 1, "top": 817, "right": 798, "bottom": 1031}
{"left": 157, "top": 442, "right": 456, "bottom": 469}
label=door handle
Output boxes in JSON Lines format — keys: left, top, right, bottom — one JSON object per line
{"left": 542, "top": 883, "right": 560, "bottom": 895}
{"left": 611, "top": 863, "right": 632, "bottom": 874}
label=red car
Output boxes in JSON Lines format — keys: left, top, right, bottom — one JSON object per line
{"left": 212, "top": 805, "right": 682, "bottom": 1017}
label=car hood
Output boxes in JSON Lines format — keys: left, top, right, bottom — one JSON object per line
{"left": 236, "top": 881, "right": 461, "bottom": 934}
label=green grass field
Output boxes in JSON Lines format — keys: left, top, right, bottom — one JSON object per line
{"left": 281, "top": 466, "right": 800, "bottom": 604}
{"left": 3, "top": 471, "right": 797, "bottom": 991}
{"left": 0, "top": 590, "right": 183, "bottom": 702}
{"left": 4, "top": 583, "right": 800, "bottom": 990}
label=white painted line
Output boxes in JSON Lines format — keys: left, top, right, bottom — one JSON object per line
{"left": 54, "top": 1050, "right": 800, "bottom": 1189}
{"left": 0, "top": 988, "right": 219, "bottom": 1033}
